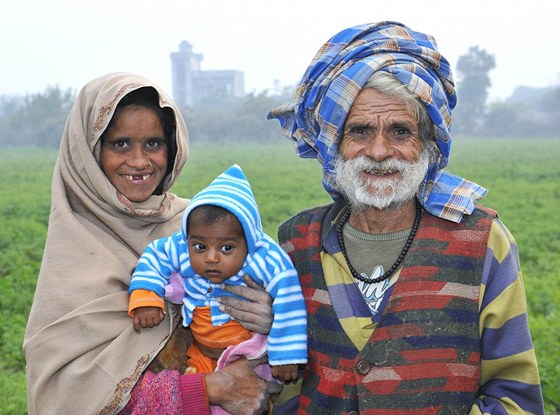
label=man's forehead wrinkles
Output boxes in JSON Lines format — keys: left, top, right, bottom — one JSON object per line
{"left": 346, "top": 112, "right": 416, "bottom": 124}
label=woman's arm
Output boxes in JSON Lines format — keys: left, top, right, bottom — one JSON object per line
{"left": 125, "top": 359, "right": 281, "bottom": 415}
{"left": 121, "top": 369, "right": 184, "bottom": 415}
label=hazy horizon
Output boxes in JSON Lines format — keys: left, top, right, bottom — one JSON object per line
{"left": 2, "top": 0, "right": 559, "bottom": 101}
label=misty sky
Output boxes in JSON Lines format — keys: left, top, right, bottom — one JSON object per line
{"left": 2, "top": 0, "right": 559, "bottom": 101}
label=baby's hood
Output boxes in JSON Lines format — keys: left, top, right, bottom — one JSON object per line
{"left": 180, "top": 164, "right": 264, "bottom": 254}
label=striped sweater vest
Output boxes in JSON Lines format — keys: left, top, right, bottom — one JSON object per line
{"left": 278, "top": 203, "right": 495, "bottom": 414}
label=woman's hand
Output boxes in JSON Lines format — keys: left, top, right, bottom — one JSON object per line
{"left": 216, "top": 275, "right": 273, "bottom": 334}
{"left": 205, "top": 357, "right": 282, "bottom": 415}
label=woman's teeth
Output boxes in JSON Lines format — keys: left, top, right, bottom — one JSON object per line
{"left": 124, "top": 174, "right": 151, "bottom": 181}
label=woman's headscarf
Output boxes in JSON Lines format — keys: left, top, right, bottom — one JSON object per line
{"left": 269, "top": 21, "right": 487, "bottom": 222}
{"left": 23, "top": 73, "right": 189, "bottom": 414}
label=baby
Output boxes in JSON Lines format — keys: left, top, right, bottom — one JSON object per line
{"left": 128, "top": 164, "right": 307, "bottom": 382}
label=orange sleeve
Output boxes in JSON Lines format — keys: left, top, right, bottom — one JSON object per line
{"left": 128, "top": 289, "right": 166, "bottom": 317}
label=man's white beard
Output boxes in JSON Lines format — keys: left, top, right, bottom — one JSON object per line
{"left": 332, "top": 146, "right": 431, "bottom": 210}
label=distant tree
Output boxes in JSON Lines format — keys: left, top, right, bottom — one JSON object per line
{"left": 182, "top": 87, "right": 294, "bottom": 143}
{"left": 0, "top": 95, "right": 24, "bottom": 116}
{"left": 453, "top": 46, "right": 496, "bottom": 136}
{"left": 538, "top": 85, "right": 560, "bottom": 112}
{"left": 483, "top": 102, "right": 522, "bottom": 137}
{"left": 0, "top": 85, "right": 75, "bottom": 147}
{"left": 536, "top": 86, "right": 560, "bottom": 136}
{"left": 0, "top": 96, "right": 26, "bottom": 146}
{"left": 509, "top": 85, "right": 549, "bottom": 105}
{"left": 482, "top": 84, "right": 560, "bottom": 138}
{"left": 231, "top": 89, "right": 294, "bottom": 141}
{"left": 0, "top": 83, "right": 298, "bottom": 147}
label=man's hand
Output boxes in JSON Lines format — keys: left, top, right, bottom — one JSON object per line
{"left": 205, "top": 357, "right": 282, "bottom": 414}
{"left": 216, "top": 275, "right": 273, "bottom": 334}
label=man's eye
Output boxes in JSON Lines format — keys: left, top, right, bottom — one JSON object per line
{"left": 349, "top": 126, "right": 368, "bottom": 135}
{"left": 395, "top": 128, "right": 410, "bottom": 135}
{"left": 390, "top": 126, "right": 413, "bottom": 139}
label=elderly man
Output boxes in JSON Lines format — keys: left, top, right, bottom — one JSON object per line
{"left": 269, "top": 21, "right": 544, "bottom": 414}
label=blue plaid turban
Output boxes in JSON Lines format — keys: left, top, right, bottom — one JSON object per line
{"left": 268, "top": 21, "right": 487, "bottom": 223}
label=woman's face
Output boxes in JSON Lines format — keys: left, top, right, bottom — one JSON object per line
{"left": 100, "top": 105, "right": 168, "bottom": 202}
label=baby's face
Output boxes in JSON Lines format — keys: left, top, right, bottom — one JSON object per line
{"left": 188, "top": 216, "right": 247, "bottom": 283}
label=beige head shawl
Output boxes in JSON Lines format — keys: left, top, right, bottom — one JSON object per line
{"left": 23, "top": 72, "right": 189, "bottom": 414}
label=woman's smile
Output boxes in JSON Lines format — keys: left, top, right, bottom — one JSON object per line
{"left": 100, "top": 105, "right": 168, "bottom": 202}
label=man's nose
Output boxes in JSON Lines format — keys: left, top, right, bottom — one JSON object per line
{"left": 363, "top": 134, "right": 394, "bottom": 162}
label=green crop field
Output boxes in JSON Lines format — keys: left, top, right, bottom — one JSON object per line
{"left": 1, "top": 138, "right": 559, "bottom": 413}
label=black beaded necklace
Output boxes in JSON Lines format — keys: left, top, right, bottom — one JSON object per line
{"left": 336, "top": 200, "right": 422, "bottom": 284}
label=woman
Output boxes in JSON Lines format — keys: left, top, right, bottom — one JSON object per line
{"left": 23, "top": 72, "right": 279, "bottom": 414}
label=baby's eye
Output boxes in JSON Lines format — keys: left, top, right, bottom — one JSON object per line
{"left": 220, "top": 245, "right": 234, "bottom": 254}
{"left": 193, "top": 243, "right": 206, "bottom": 251}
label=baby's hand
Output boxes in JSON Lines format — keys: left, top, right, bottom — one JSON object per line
{"left": 271, "top": 364, "right": 300, "bottom": 383}
{"left": 133, "top": 306, "right": 164, "bottom": 333}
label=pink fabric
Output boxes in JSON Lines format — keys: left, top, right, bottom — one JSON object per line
{"left": 120, "top": 370, "right": 183, "bottom": 415}
{"left": 179, "top": 373, "right": 210, "bottom": 415}
{"left": 164, "top": 272, "right": 186, "bottom": 304}
{"left": 211, "top": 333, "right": 275, "bottom": 415}
{"left": 162, "top": 275, "right": 275, "bottom": 415}
{"left": 120, "top": 335, "right": 274, "bottom": 414}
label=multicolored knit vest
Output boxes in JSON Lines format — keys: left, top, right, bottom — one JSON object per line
{"left": 279, "top": 203, "right": 495, "bottom": 415}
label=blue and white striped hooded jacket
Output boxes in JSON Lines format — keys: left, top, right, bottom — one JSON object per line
{"left": 130, "top": 164, "right": 307, "bottom": 366}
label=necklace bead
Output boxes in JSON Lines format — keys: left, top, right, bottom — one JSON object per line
{"left": 336, "top": 200, "right": 422, "bottom": 284}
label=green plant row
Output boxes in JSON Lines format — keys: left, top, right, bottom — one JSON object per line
{"left": 1, "top": 138, "right": 558, "bottom": 413}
